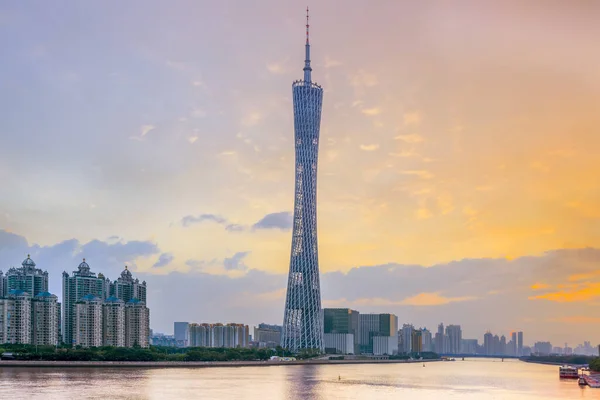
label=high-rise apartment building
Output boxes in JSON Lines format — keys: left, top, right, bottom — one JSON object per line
{"left": 511, "top": 332, "right": 517, "bottom": 356}
{"left": 493, "top": 335, "right": 501, "bottom": 355}
{"left": 225, "top": 323, "right": 249, "bottom": 348}
{"left": 0, "top": 271, "right": 6, "bottom": 298}
{"left": 421, "top": 328, "right": 432, "bottom": 352}
{"left": 282, "top": 9, "right": 325, "bottom": 353}
{"left": 461, "top": 339, "right": 478, "bottom": 354}
{"left": 62, "top": 259, "right": 109, "bottom": 345}
{"left": 517, "top": 331, "right": 523, "bottom": 356}
{"left": 323, "top": 308, "right": 360, "bottom": 354}
{"left": 187, "top": 323, "right": 249, "bottom": 348}
{"left": 446, "top": 325, "right": 462, "bottom": 354}
{"left": 484, "top": 331, "right": 494, "bottom": 355}
{"left": 189, "top": 323, "right": 213, "bottom": 347}
{"left": 73, "top": 294, "right": 103, "bottom": 347}
{"left": 0, "top": 256, "right": 60, "bottom": 346}
{"left": 1, "top": 256, "right": 48, "bottom": 298}
{"left": 110, "top": 266, "right": 147, "bottom": 303}
{"left": 0, "top": 257, "right": 149, "bottom": 348}
{"left": 435, "top": 323, "right": 445, "bottom": 354}
{"left": 212, "top": 324, "right": 225, "bottom": 347}
{"left": 31, "top": 292, "right": 60, "bottom": 346}
{"left": 125, "top": 298, "right": 150, "bottom": 348}
{"left": 0, "top": 290, "right": 31, "bottom": 344}
{"left": 412, "top": 329, "right": 423, "bottom": 353}
{"left": 500, "top": 335, "right": 507, "bottom": 356}
{"left": 102, "top": 296, "right": 125, "bottom": 347}
{"left": 401, "top": 324, "right": 413, "bottom": 353}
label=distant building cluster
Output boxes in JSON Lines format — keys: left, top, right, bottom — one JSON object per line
{"left": 320, "top": 311, "right": 532, "bottom": 358}
{"left": 322, "top": 308, "right": 398, "bottom": 356}
{"left": 148, "top": 330, "right": 177, "bottom": 347}
{"left": 0, "top": 256, "right": 150, "bottom": 348}
{"left": 481, "top": 330, "right": 525, "bottom": 356}
{"left": 171, "top": 321, "right": 250, "bottom": 349}
{"left": 534, "top": 341, "right": 598, "bottom": 356}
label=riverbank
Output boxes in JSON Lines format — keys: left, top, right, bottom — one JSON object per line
{"left": 0, "top": 358, "right": 442, "bottom": 368}
{"left": 520, "top": 358, "right": 594, "bottom": 367}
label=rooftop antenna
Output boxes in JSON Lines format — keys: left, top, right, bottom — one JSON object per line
{"left": 306, "top": 6, "right": 310, "bottom": 45}
{"left": 303, "top": 6, "right": 312, "bottom": 82}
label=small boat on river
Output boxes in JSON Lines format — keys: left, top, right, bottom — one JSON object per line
{"left": 559, "top": 365, "right": 579, "bottom": 379}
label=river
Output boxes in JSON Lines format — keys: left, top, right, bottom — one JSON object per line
{"left": 1, "top": 358, "right": 599, "bottom": 399}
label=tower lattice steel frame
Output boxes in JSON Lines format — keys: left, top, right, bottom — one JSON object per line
{"left": 282, "top": 8, "right": 324, "bottom": 352}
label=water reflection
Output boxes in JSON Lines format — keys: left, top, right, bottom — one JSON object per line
{"left": 0, "top": 359, "right": 598, "bottom": 400}
{"left": 284, "top": 365, "right": 323, "bottom": 400}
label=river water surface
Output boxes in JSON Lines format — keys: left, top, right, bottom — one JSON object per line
{"left": 1, "top": 358, "right": 599, "bottom": 399}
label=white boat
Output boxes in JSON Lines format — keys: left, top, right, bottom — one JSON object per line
{"left": 559, "top": 365, "right": 579, "bottom": 379}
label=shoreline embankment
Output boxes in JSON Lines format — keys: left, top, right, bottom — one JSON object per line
{"left": 0, "top": 358, "right": 442, "bottom": 369}
{"left": 520, "top": 359, "right": 589, "bottom": 367}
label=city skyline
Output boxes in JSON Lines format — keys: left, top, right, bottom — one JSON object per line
{"left": 1, "top": 1, "right": 600, "bottom": 346}
{"left": 2, "top": 253, "right": 598, "bottom": 351}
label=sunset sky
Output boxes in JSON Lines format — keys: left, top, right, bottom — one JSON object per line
{"left": 1, "top": 1, "right": 599, "bottom": 345}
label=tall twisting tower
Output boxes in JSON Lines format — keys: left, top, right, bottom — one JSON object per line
{"left": 282, "top": 7, "right": 324, "bottom": 352}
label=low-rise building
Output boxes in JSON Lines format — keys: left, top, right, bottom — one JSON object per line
{"left": 253, "top": 326, "right": 281, "bottom": 348}
{"left": 324, "top": 333, "right": 354, "bottom": 354}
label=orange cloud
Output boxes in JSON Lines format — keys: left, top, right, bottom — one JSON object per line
{"left": 530, "top": 282, "right": 550, "bottom": 290}
{"left": 360, "top": 144, "right": 379, "bottom": 151}
{"left": 529, "top": 283, "right": 600, "bottom": 303}
{"left": 416, "top": 208, "right": 433, "bottom": 219}
{"left": 400, "top": 292, "right": 477, "bottom": 306}
{"left": 395, "top": 134, "right": 423, "bottom": 143}
{"left": 361, "top": 107, "right": 382, "bottom": 116}
{"left": 568, "top": 270, "right": 600, "bottom": 282}
{"left": 403, "top": 112, "right": 422, "bottom": 126}
{"left": 547, "top": 316, "right": 600, "bottom": 324}
{"left": 323, "top": 292, "right": 476, "bottom": 308}
{"left": 402, "top": 170, "right": 434, "bottom": 179}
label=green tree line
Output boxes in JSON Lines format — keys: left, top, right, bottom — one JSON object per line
{"left": 589, "top": 358, "right": 600, "bottom": 372}
{"left": 0, "top": 344, "right": 284, "bottom": 362}
{"left": 389, "top": 352, "right": 440, "bottom": 360}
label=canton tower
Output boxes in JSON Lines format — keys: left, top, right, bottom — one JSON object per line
{"left": 282, "top": 8, "right": 324, "bottom": 352}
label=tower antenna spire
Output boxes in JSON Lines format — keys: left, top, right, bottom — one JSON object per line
{"left": 303, "top": 6, "right": 312, "bottom": 82}
{"left": 306, "top": 6, "right": 310, "bottom": 45}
